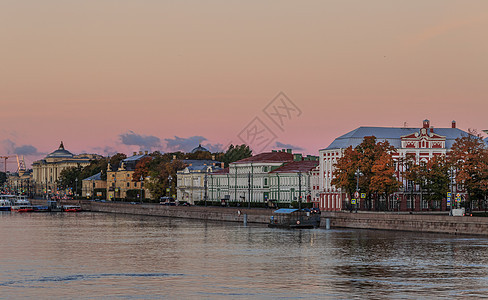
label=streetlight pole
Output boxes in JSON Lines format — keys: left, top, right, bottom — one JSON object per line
{"left": 75, "top": 178, "right": 78, "bottom": 199}
{"left": 355, "top": 168, "right": 362, "bottom": 213}
{"left": 248, "top": 172, "right": 251, "bottom": 209}
{"left": 140, "top": 175, "right": 144, "bottom": 203}
{"left": 298, "top": 172, "right": 302, "bottom": 210}
{"left": 168, "top": 175, "right": 172, "bottom": 199}
{"left": 204, "top": 173, "right": 208, "bottom": 207}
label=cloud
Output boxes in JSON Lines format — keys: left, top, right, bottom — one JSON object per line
{"left": 165, "top": 136, "right": 207, "bottom": 152}
{"left": 203, "top": 143, "right": 224, "bottom": 153}
{"left": 119, "top": 131, "right": 161, "bottom": 150}
{"left": 14, "top": 145, "right": 39, "bottom": 156}
{"left": 275, "top": 141, "right": 304, "bottom": 151}
{"left": 1, "top": 139, "right": 41, "bottom": 156}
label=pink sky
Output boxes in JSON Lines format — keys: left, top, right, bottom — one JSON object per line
{"left": 1, "top": 1, "right": 487, "bottom": 171}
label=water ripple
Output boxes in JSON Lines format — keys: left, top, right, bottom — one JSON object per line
{"left": 0, "top": 272, "right": 186, "bottom": 287}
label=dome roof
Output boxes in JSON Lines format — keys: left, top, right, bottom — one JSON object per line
{"left": 46, "top": 141, "right": 74, "bottom": 158}
{"left": 190, "top": 144, "right": 209, "bottom": 153}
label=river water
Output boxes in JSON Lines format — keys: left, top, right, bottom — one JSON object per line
{"left": 1, "top": 211, "right": 488, "bottom": 299}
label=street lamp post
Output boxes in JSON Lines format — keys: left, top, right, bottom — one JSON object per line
{"left": 355, "top": 168, "right": 363, "bottom": 213}
{"left": 140, "top": 175, "right": 144, "bottom": 203}
{"left": 204, "top": 173, "right": 208, "bottom": 207}
{"left": 248, "top": 172, "right": 251, "bottom": 209}
{"left": 298, "top": 172, "right": 302, "bottom": 210}
{"left": 75, "top": 178, "right": 78, "bottom": 199}
{"left": 168, "top": 175, "right": 172, "bottom": 198}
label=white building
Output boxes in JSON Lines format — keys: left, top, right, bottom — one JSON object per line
{"left": 208, "top": 151, "right": 318, "bottom": 206}
{"left": 176, "top": 159, "right": 223, "bottom": 204}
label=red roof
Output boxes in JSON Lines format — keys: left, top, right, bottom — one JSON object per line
{"left": 210, "top": 167, "right": 229, "bottom": 174}
{"left": 269, "top": 160, "right": 319, "bottom": 173}
{"left": 233, "top": 152, "right": 294, "bottom": 164}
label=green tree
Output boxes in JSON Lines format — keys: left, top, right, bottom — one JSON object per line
{"left": 108, "top": 153, "right": 127, "bottom": 171}
{"left": 408, "top": 156, "right": 450, "bottom": 210}
{"left": 80, "top": 157, "right": 109, "bottom": 181}
{"left": 0, "top": 172, "right": 6, "bottom": 188}
{"left": 217, "top": 144, "right": 252, "bottom": 167}
{"left": 57, "top": 165, "right": 83, "bottom": 191}
{"left": 448, "top": 131, "right": 488, "bottom": 209}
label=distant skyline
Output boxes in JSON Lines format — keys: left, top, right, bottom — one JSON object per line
{"left": 1, "top": 1, "right": 487, "bottom": 171}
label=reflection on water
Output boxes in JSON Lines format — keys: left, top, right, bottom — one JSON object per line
{"left": 1, "top": 212, "right": 488, "bottom": 298}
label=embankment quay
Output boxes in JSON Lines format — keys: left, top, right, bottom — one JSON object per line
{"left": 33, "top": 199, "right": 488, "bottom": 236}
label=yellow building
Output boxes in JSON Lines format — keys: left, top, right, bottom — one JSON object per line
{"left": 32, "top": 142, "right": 101, "bottom": 197}
{"left": 106, "top": 151, "right": 149, "bottom": 201}
{"left": 82, "top": 172, "right": 107, "bottom": 199}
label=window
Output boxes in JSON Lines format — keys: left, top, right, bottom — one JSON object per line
{"left": 127, "top": 182, "right": 130, "bottom": 187}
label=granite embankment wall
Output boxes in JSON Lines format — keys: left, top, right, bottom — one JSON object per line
{"left": 322, "top": 211, "right": 488, "bottom": 236}
{"left": 74, "top": 200, "right": 272, "bottom": 224}
{"left": 35, "top": 200, "right": 488, "bottom": 235}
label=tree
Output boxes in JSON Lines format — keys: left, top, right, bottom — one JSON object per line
{"left": 132, "top": 152, "right": 188, "bottom": 201}
{"left": 332, "top": 136, "right": 400, "bottom": 210}
{"left": 80, "top": 158, "right": 109, "bottom": 181}
{"left": 186, "top": 150, "right": 213, "bottom": 160}
{"left": 331, "top": 146, "right": 360, "bottom": 199}
{"left": 448, "top": 131, "right": 488, "bottom": 209}
{"left": 408, "top": 156, "right": 450, "bottom": 210}
{"left": 217, "top": 144, "right": 252, "bottom": 167}
{"left": 108, "top": 153, "right": 127, "bottom": 171}
{"left": 0, "top": 172, "right": 6, "bottom": 188}
{"left": 57, "top": 165, "right": 83, "bottom": 191}
{"left": 370, "top": 152, "right": 401, "bottom": 209}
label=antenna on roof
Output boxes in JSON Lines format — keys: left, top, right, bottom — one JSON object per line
{"left": 403, "top": 122, "right": 408, "bottom": 128}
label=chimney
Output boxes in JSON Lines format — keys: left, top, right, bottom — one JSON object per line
{"left": 430, "top": 126, "right": 434, "bottom": 133}
{"left": 423, "top": 119, "right": 430, "bottom": 129}
{"left": 452, "top": 120, "right": 456, "bottom": 128}
{"left": 133, "top": 152, "right": 137, "bottom": 156}
{"left": 145, "top": 151, "right": 148, "bottom": 155}
{"left": 139, "top": 151, "right": 143, "bottom": 155}
{"left": 212, "top": 155, "right": 215, "bottom": 161}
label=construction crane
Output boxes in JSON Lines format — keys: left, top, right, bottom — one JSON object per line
{"left": 0, "top": 155, "right": 25, "bottom": 173}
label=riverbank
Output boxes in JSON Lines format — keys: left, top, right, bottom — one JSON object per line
{"left": 322, "top": 211, "right": 488, "bottom": 236}
{"left": 35, "top": 199, "right": 488, "bottom": 236}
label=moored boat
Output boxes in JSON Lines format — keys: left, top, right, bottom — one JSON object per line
{"left": 11, "top": 196, "right": 34, "bottom": 212}
{"left": 268, "top": 208, "right": 321, "bottom": 229}
{"left": 11, "top": 205, "right": 35, "bottom": 212}
{"left": 63, "top": 205, "right": 82, "bottom": 212}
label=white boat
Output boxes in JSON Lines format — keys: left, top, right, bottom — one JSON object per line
{"left": 11, "top": 196, "right": 34, "bottom": 212}
{"left": 0, "top": 195, "right": 16, "bottom": 211}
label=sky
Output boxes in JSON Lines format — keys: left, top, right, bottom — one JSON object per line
{"left": 1, "top": 0, "right": 487, "bottom": 171}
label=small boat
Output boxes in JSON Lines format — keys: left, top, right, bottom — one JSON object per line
{"left": 33, "top": 206, "right": 50, "bottom": 212}
{"left": 63, "top": 205, "right": 82, "bottom": 212}
{"left": 11, "top": 205, "right": 35, "bottom": 212}
{"left": 268, "top": 208, "right": 321, "bottom": 229}
{"left": 47, "top": 200, "right": 62, "bottom": 212}
{"left": 11, "top": 196, "right": 34, "bottom": 212}
{"left": 0, "top": 195, "right": 16, "bottom": 211}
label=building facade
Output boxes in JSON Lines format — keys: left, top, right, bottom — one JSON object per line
{"left": 176, "top": 159, "right": 224, "bottom": 204}
{"left": 32, "top": 142, "right": 101, "bottom": 197}
{"left": 106, "top": 151, "right": 149, "bottom": 201}
{"left": 208, "top": 151, "right": 319, "bottom": 206}
{"left": 81, "top": 172, "right": 107, "bottom": 199}
{"left": 318, "top": 120, "right": 470, "bottom": 211}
